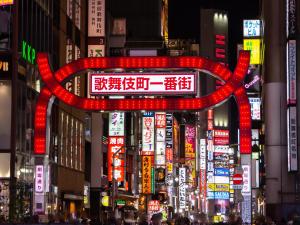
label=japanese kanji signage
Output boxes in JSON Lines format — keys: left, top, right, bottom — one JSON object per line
{"left": 288, "top": 107, "right": 298, "bottom": 172}
{"left": 35, "top": 165, "right": 44, "bottom": 193}
{"left": 185, "top": 125, "right": 196, "bottom": 186}
{"left": 243, "top": 20, "right": 261, "bottom": 37}
{"left": 287, "top": 40, "right": 297, "bottom": 105}
{"left": 0, "top": 0, "right": 14, "bottom": 6}
{"left": 243, "top": 39, "right": 261, "bottom": 65}
{"left": 107, "top": 137, "right": 125, "bottom": 182}
{"left": 142, "top": 155, "right": 153, "bottom": 194}
{"left": 287, "top": 0, "right": 296, "bottom": 37}
{"left": 241, "top": 165, "right": 251, "bottom": 194}
{"left": 179, "top": 168, "right": 186, "bottom": 209}
{"left": 142, "top": 113, "right": 155, "bottom": 154}
{"left": 90, "top": 73, "right": 196, "bottom": 95}
{"left": 156, "top": 112, "right": 166, "bottom": 166}
{"left": 148, "top": 200, "right": 160, "bottom": 212}
{"left": 109, "top": 112, "right": 125, "bottom": 136}
{"left": 88, "top": 0, "right": 105, "bottom": 37}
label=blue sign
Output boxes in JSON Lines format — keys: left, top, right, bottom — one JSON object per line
{"left": 214, "top": 191, "right": 229, "bottom": 200}
{"left": 206, "top": 191, "right": 229, "bottom": 200}
{"left": 214, "top": 168, "right": 230, "bottom": 176}
{"left": 143, "top": 112, "right": 154, "bottom": 117}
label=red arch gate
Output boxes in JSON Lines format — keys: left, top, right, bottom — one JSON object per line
{"left": 35, "top": 51, "right": 251, "bottom": 155}
{"left": 34, "top": 51, "right": 251, "bottom": 215}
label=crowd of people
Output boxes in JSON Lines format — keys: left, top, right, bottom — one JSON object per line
{"left": 1, "top": 212, "right": 300, "bottom": 225}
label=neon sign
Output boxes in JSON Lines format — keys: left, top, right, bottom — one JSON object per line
{"left": 244, "top": 75, "right": 260, "bottom": 89}
{"left": 22, "top": 40, "right": 36, "bottom": 64}
{"left": 34, "top": 52, "right": 251, "bottom": 155}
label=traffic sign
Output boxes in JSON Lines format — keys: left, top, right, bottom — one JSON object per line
{"left": 233, "top": 174, "right": 243, "bottom": 185}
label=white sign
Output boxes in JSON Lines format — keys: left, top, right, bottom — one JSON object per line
{"left": 179, "top": 168, "right": 186, "bottom": 209}
{"left": 156, "top": 128, "right": 166, "bottom": 142}
{"left": 109, "top": 112, "right": 125, "bottom": 136}
{"left": 90, "top": 73, "right": 196, "bottom": 95}
{"left": 214, "top": 145, "right": 229, "bottom": 153}
{"left": 249, "top": 97, "right": 261, "bottom": 120}
{"left": 88, "top": 0, "right": 105, "bottom": 37}
{"left": 156, "top": 142, "right": 166, "bottom": 165}
{"left": 288, "top": 107, "right": 298, "bottom": 172}
{"left": 242, "top": 165, "right": 251, "bottom": 194}
{"left": 200, "top": 139, "right": 206, "bottom": 170}
{"left": 35, "top": 165, "right": 44, "bottom": 193}
{"left": 142, "top": 116, "right": 155, "bottom": 153}
{"left": 243, "top": 20, "right": 261, "bottom": 37}
{"left": 287, "top": 40, "right": 297, "bottom": 105}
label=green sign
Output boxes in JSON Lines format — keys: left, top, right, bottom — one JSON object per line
{"left": 115, "top": 199, "right": 126, "bottom": 206}
{"left": 22, "top": 40, "right": 36, "bottom": 64}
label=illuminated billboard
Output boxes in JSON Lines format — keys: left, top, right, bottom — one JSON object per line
{"left": 108, "top": 137, "right": 125, "bottom": 182}
{"left": 90, "top": 73, "right": 196, "bottom": 95}
{"left": 142, "top": 155, "right": 153, "bottom": 194}
{"left": 243, "top": 20, "right": 261, "bottom": 37}
{"left": 142, "top": 113, "right": 155, "bottom": 154}
{"left": 0, "top": 0, "right": 13, "bottom": 6}
{"left": 109, "top": 112, "right": 125, "bottom": 136}
{"left": 243, "top": 39, "right": 261, "bottom": 65}
{"left": 287, "top": 107, "right": 298, "bottom": 172}
{"left": 249, "top": 97, "right": 261, "bottom": 120}
{"left": 179, "top": 168, "right": 186, "bottom": 209}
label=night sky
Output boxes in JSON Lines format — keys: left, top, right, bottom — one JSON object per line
{"left": 169, "top": 0, "right": 261, "bottom": 69}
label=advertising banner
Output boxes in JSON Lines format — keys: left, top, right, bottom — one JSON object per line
{"left": 142, "top": 156, "right": 153, "bottom": 194}
{"left": 35, "top": 165, "right": 44, "bottom": 193}
{"left": 243, "top": 20, "right": 261, "bottom": 37}
{"left": 287, "top": 107, "right": 298, "bottom": 172}
{"left": 287, "top": 40, "right": 297, "bottom": 105}
{"left": 242, "top": 165, "right": 251, "bottom": 194}
{"left": 107, "top": 137, "right": 125, "bottom": 182}
{"left": 249, "top": 97, "right": 261, "bottom": 120}
{"left": 185, "top": 125, "right": 196, "bottom": 185}
{"left": 88, "top": 0, "right": 105, "bottom": 37}
{"left": 109, "top": 112, "right": 125, "bottom": 136}
{"left": 243, "top": 39, "right": 261, "bottom": 65}
{"left": 179, "top": 168, "right": 186, "bottom": 209}
{"left": 287, "top": 0, "right": 296, "bottom": 37}
{"left": 142, "top": 114, "right": 155, "bottom": 154}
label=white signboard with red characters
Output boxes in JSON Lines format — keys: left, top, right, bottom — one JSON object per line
{"left": 148, "top": 200, "right": 160, "bottom": 212}
{"left": 35, "top": 165, "right": 44, "bottom": 193}
{"left": 90, "top": 73, "right": 196, "bottom": 95}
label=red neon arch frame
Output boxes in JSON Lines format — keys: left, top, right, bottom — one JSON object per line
{"left": 35, "top": 51, "right": 251, "bottom": 154}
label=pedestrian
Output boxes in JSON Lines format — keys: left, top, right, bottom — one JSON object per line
{"left": 151, "top": 213, "right": 162, "bottom": 225}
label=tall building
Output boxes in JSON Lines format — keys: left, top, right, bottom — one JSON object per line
{"left": 262, "top": 0, "right": 300, "bottom": 220}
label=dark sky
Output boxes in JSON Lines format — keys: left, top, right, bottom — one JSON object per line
{"left": 169, "top": 0, "right": 261, "bottom": 69}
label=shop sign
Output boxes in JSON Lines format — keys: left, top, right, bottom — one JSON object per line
{"left": 0, "top": 53, "right": 11, "bottom": 79}
{"left": 214, "top": 145, "right": 229, "bottom": 153}
{"left": 249, "top": 97, "right": 261, "bottom": 120}
{"left": 22, "top": 40, "right": 36, "bottom": 64}
{"left": 0, "top": 0, "right": 14, "bottom": 6}
{"left": 207, "top": 183, "right": 230, "bottom": 192}
{"left": 88, "top": 0, "right": 105, "bottom": 37}
{"left": 35, "top": 165, "right": 44, "bottom": 193}
{"left": 148, "top": 200, "right": 160, "bottom": 212}
{"left": 243, "top": 39, "right": 261, "bottom": 65}
{"left": 179, "top": 168, "right": 186, "bottom": 209}
{"left": 116, "top": 199, "right": 126, "bottom": 206}
{"left": 185, "top": 125, "right": 196, "bottom": 158}
{"left": 107, "top": 137, "right": 125, "bottom": 182}
{"left": 214, "top": 168, "right": 230, "bottom": 177}
{"left": 109, "top": 112, "right": 125, "bottom": 136}
{"left": 242, "top": 165, "right": 251, "bottom": 194}
{"left": 142, "top": 155, "right": 153, "bottom": 194}
{"left": 90, "top": 73, "right": 196, "bottom": 95}
{"left": 142, "top": 115, "right": 155, "bottom": 154}
{"left": 243, "top": 20, "right": 261, "bottom": 37}
{"left": 287, "top": 40, "right": 297, "bottom": 105}
{"left": 155, "top": 113, "right": 166, "bottom": 128}
{"left": 288, "top": 107, "right": 298, "bottom": 172}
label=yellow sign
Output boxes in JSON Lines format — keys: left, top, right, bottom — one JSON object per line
{"left": 101, "top": 196, "right": 110, "bottom": 207}
{"left": 207, "top": 183, "right": 229, "bottom": 192}
{"left": 142, "top": 156, "right": 152, "bottom": 194}
{"left": 0, "top": 0, "right": 14, "bottom": 6}
{"left": 167, "top": 162, "right": 173, "bottom": 173}
{"left": 243, "top": 39, "right": 261, "bottom": 65}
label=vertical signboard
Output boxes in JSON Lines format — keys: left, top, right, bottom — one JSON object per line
{"left": 109, "top": 112, "right": 125, "bottom": 136}
{"left": 287, "top": 40, "right": 297, "bottom": 105}
{"left": 142, "top": 155, "right": 153, "bottom": 194}
{"left": 185, "top": 125, "right": 196, "bottom": 186}
{"left": 142, "top": 112, "right": 155, "bottom": 154}
{"left": 35, "top": 165, "right": 45, "bottom": 213}
{"left": 155, "top": 113, "right": 166, "bottom": 166}
{"left": 200, "top": 139, "right": 206, "bottom": 198}
{"left": 286, "top": 0, "right": 296, "bottom": 38}
{"left": 243, "top": 20, "right": 261, "bottom": 37}
{"left": 107, "top": 137, "right": 125, "bottom": 182}
{"left": 88, "top": 0, "right": 105, "bottom": 98}
{"left": 287, "top": 107, "right": 298, "bottom": 172}
{"left": 179, "top": 168, "right": 186, "bottom": 209}
{"left": 243, "top": 39, "right": 261, "bottom": 65}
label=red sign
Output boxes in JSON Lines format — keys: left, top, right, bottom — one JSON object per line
{"left": 148, "top": 200, "right": 160, "bottom": 212}
{"left": 108, "top": 137, "right": 125, "bottom": 182}
{"left": 90, "top": 73, "right": 196, "bottom": 95}
{"left": 155, "top": 113, "right": 166, "bottom": 128}
{"left": 233, "top": 174, "right": 243, "bottom": 185}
